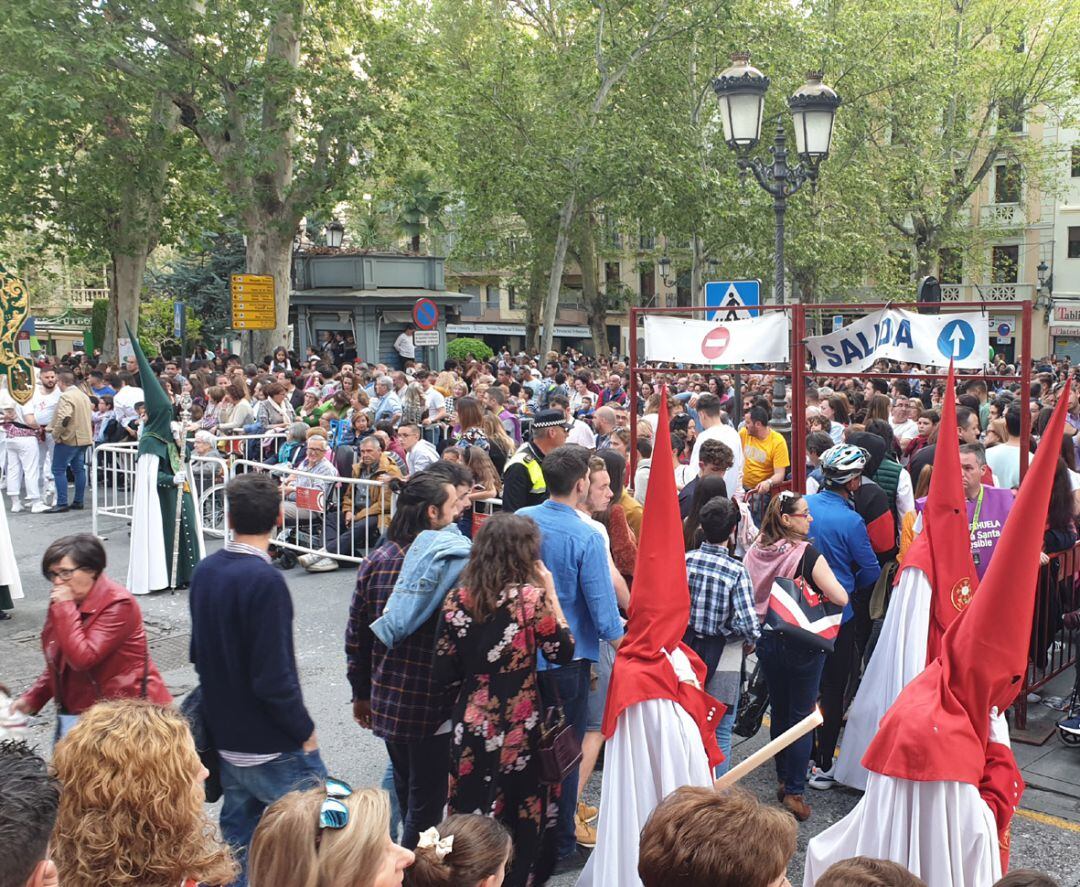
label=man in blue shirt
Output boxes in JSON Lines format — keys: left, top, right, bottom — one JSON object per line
{"left": 805, "top": 444, "right": 881, "bottom": 790}
{"left": 371, "top": 375, "right": 402, "bottom": 425}
{"left": 519, "top": 444, "right": 624, "bottom": 871}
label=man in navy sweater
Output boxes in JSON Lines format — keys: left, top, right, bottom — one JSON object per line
{"left": 190, "top": 472, "right": 324, "bottom": 885}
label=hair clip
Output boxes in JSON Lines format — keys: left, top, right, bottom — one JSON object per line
{"left": 777, "top": 490, "right": 797, "bottom": 500}
{"left": 417, "top": 827, "right": 454, "bottom": 862}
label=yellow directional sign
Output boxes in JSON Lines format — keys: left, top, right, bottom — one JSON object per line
{"left": 230, "top": 274, "right": 276, "bottom": 330}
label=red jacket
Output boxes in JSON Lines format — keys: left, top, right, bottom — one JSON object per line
{"left": 22, "top": 573, "right": 171, "bottom": 715}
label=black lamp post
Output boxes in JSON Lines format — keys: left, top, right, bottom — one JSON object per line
{"left": 713, "top": 55, "right": 841, "bottom": 433}
{"left": 657, "top": 254, "right": 673, "bottom": 287}
{"left": 1036, "top": 259, "right": 1052, "bottom": 323}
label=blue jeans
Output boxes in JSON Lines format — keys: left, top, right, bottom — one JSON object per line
{"left": 51, "top": 443, "right": 86, "bottom": 507}
{"left": 219, "top": 749, "right": 327, "bottom": 886}
{"left": 538, "top": 659, "right": 592, "bottom": 861}
{"left": 714, "top": 697, "right": 739, "bottom": 777}
{"left": 756, "top": 632, "right": 826, "bottom": 796}
{"left": 382, "top": 758, "right": 403, "bottom": 841}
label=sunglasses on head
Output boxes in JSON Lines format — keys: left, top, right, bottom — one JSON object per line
{"left": 316, "top": 777, "right": 353, "bottom": 847}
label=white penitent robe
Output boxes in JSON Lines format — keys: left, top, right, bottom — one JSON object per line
{"left": 127, "top": 454, "right": 168, "bottom": 595}
{"left": 127, "top": 456, "right": 204, "bottom": 595}
{"left": 834, "top": 567, "right": 932, "bottom": 791}
{"left": 0, "top": 498, "right": 23, "bottom": 601}
{"left": 804, "top": 772, "right": 1001, "bottom": 887}
{"left": 576, "top": 698, "right": 713, "bottom": 887}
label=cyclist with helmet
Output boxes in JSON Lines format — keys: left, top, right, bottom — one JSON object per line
{"left": 804, "top": 444, "right": 881, "bottom": 792}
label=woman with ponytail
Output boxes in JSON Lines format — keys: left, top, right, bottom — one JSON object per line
{"left": 405, "top": 814, "right": 512, "bottom": 887}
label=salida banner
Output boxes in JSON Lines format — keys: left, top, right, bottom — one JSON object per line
{"left": 643, "top": 313, "right": 789, "bottom": 366}
{"left": 805, "top": 308, "right": 988, "bottom": 372}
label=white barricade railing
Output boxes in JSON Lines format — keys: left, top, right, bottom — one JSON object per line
{"left": 230, "top": 458, "right": 391, "bottom": 567}
{"left": 189, "top": 454, "right": 230, "bottom": 538}
{"left": 90, "top": 432, "right": 286, "bottom": 537}
{"left": 91, "top": 434, "right": 506, "bottom": 567}
{"left": 91, "top": 441, "right": 141, "bottom": 536}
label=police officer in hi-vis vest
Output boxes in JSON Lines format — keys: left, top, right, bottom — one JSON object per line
{"left": 501, "top": 409, "right": 571, "bottom": 512}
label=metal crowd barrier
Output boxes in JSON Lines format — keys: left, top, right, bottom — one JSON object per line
{"left": 189, "top": 454, "right": 230, "bottom": 538}
{"left": 91, "top": 441, "right": 140, "bottom": 535}
{"left": 1013, "top": 542, "right": 1080, "bottom": 729}
{"left": 90, "top": 432, "right": 285, "bottom": 537}
{"left": 231, "top": 458, "right": 389, "bottom": 567}
{"left": 91, "top": 432, "right": 512, "bottom": 568}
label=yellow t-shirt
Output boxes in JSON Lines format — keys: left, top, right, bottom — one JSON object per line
{"left": 739, "top": 427, "right": 790, "bottom": 488}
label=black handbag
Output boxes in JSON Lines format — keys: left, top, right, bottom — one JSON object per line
{"left": 517, "top": 587, "right": 581, "bottom": 784}
{"left": 537, "top": 705, "right": 582, "bottom": 784}
{"left": 180, "top": 687, "right": 222, "bottom": 803}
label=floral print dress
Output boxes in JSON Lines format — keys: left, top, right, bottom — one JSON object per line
{"left": 435, "top": 583, "right": 574, "bottom": 887}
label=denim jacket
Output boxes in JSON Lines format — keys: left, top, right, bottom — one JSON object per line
{"left": 370, "top": 525, "right": 472, "bottom": 648}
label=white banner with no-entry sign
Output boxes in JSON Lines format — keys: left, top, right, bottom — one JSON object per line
{"left": 805, "top": 308, "right": 988, "bottom": 372}
{"left": 643, "top": 313, "right": 789, "bottom": 366}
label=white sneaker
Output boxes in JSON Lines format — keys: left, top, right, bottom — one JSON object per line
{"left": 305, "top": 556, "right": 340, "bottom": 573}
{"left": 808, "top": 766, "right": 837, "bottom": 790}
{"left": 30, "top": 501, "right": 49, "bottom": 514}
{"left": 9, "top": 500, "right": 22, "bottom": 513}
{"left": 297, "top": 550, "right": 328, "bottom": 568}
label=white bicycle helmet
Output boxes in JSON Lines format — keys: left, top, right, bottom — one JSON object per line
{"left": 819, "top": 444, "right": 869, "bottom": 485}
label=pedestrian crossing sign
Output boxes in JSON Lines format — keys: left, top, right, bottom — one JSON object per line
{"left": 705, "top": 280, "right": 761, "bottom": 322}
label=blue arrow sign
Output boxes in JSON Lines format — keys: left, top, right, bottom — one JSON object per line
{"left": 937, "top": 319, "right": 975, "bottom": 360}
{"left": 705, "top": 280, "right": 760, "bottom": 321}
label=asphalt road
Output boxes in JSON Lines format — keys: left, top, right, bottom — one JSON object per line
{"left": 4, "top": 508, "right": 1080, "bottom": 886}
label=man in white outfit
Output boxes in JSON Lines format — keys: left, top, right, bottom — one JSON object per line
{"left": 0, "top": 395, "right": 48, "bottom": 512}
{"left": 687, "top": 393, "right": 743, "bottom": 497}
{"left": 29, "top": 367, "right": 60, "bottom": 503}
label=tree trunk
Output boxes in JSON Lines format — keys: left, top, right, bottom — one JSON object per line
{"left": 104, "top": 250, "right": 148, "bottom": 361}
{"left": 101, "top": 91, "right": 177, "bottom": 360}
{"left": 691, "top": 233, "right": 706, "bottom": 307}
{"left": 245, "top": 227, "right": 294, "bottom": 362}
{"left": 541, "top": 193, "right": 577, "bottom": 355}
{"left": 576, "top": 213, "right": 608, "bottom": 356}
{"left": 524, "top": 250, "right": 546, "bottom": 354}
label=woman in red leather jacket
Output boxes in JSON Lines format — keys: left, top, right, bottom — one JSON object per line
{"left": 13, "top": 533, "right": 171, "bottom": 739}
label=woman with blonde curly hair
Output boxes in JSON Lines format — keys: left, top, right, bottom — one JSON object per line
{"left": 249, "top": 785, "right": 414, "bottom": 887}
{"left": 51, "top": 698, "right": 237, "bottom": 887}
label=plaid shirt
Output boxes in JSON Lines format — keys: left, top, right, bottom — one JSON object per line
{"left": 345, "top": 541, "right": 452, "bottom": 742}
{"left": 685, "top": 542, "right": 760, "bottom": 643}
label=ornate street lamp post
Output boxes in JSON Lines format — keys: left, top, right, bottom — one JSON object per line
{"left": 713, "top": 55, "right": 841, "bottom": 433}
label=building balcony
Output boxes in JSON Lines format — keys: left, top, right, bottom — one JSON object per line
{"left": 979, "top": 203, "right": 1025, "bottom": 228}
{"left": 940, "top": 282, "right": 1034, "bottom": 303}
{"left": 66, "top": 287, "right": 108, "bottom": 308}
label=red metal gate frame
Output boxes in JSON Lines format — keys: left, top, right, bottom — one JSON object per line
{"left": 627, "top": 300, "right": 1034, "bottom": 490}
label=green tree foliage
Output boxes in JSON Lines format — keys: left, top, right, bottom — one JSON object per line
{"left": 393, "top": 165, "right": 449, "bottom": 254}
{"left": 138, "top": 297, "right": 203, "bottom": 359}
{"left": 147, "top": 234, "right": 246, "bottom": 344}
{"left": 447, "top": 337, "right": 494, "bottom": 362}
{"left": 91, "top": 300, "right": 109, "bottom": 357}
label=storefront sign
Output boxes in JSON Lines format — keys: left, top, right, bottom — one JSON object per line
{"left": 1053, "top": 303, "right": 1080, "bottom": 324}
{"left": 805, "top": 308, "right": 988, "bottom": 371}
{"left": 643, "top": 313, "right": 789, "bottom": 366}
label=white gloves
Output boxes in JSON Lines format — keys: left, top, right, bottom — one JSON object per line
{"left": 173, "top": 472, "right": 186, "bottom": 486}
{"left": 989, "top": 706, "right": 1011, "bottom": 747}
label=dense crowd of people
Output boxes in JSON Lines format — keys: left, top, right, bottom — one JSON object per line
{"left": 1, "top": 337, "right": 1079, "bottom": 887}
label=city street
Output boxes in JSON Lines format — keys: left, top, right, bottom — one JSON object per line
{"left": 4, "top": 509, "right": 1080, "bottom": 885}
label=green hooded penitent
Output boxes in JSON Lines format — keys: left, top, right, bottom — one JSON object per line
{"left": 127, "top": 325, "right": 200, "bottom": 587}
